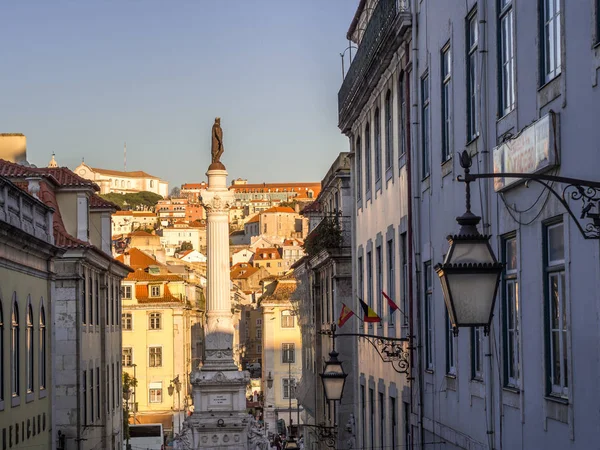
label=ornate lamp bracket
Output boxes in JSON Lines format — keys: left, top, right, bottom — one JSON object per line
{"left": 320, "top": 325, "right": 410, "bottom": 375}
{"left": 303, "top": 424, "right": 338, "bottom": 449}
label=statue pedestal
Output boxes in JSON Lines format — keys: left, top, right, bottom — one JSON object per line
{"left": 176, "top": 166, "right": 251, "bottom": 449}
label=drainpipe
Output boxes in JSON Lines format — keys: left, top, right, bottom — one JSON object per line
{"left": 409, "top": 0, "right": 423, "bottom": 448}
{"left": 477, "top": 0, "right": 495, "bottom": 448}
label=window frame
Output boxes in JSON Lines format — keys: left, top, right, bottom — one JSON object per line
{"left": 446, "top": 310, "right": 457, "bottom": 376}
{"left": 149, "top": 346, "right": 163, "bottom": 368}
{"left": 11, "top": 299, "right": 19, "bottom": 399}
{"left": 356, "top": 136, "right": 362, "bottom": 202}
{"left": 367, "top": 250, "right": 374, "bottom": 329}
{"left": 471, "top": 326, "right": 484, "bottom": 380}
{"left": 150, "top": 285, "right": 161, "bottom": 298}
{"left": 374, "top": 107, "right": 382, "bottom": 183}
{"left": 122, "top": 347, "right": 133, "bottom": 367}
{"left": 498, "top": 0, "right": 515, "bottom": 116}
{"left": 365, "top": 123, "right": 372, "bottom": 195}
{"left": 502, "top": 234, "right": 520, "bottom": 388}
{"left": 149, "top": 385, "right": 163, "bottom": 403}
{"left": 376, "top": 245, "right": 383, "bottom": 328}
{"left": 283, "top": 378, "right": 296, "bottom": 399}
{"left": 149, "top": 312, "right": 161, "bottom": 330}
{"left": 281, "top": 310, "right": 295, "bottom": 328}
{"left": 282, "top": 343, "right": 295, "bottom": 364}
{"left": 122, "top": 285, "right": 132, "bottom": 300}
{"left": 421, "top": 73, "right": 430, "bottom": 179}
{"left": 384, "top": 90, "right": 393, "bottom": 170}
{"left": 543, "top": 220, "right": 568, "bottom": 398}
{"left": 424, "top": 262, "right": 434, "bottom": 370}
{"left": 401, "top": 233, "right": 409, "bottom": 330}
{"left": 387, "top": 238, "right": 395, "bottom": 326}
{"left": 441, "top": 43, "right": 452, "bottom": 162}
{"left": 26, "top": 303, "right": 34, "bottom": 395}
{"left": 466, "top": 8, "right": 479, "bottom": 139}
{"left": 539, "top": 0, "right": 562, "bottom": 84}
{"left": 122, "top": 312, "right": 133, "bottom": 330}
{"left": 398, "top": 72, "right": 407, "bottom": 158}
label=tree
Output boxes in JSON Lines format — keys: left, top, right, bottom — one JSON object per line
{"left": 123, "top": 371, "right": 138, "bottom": 447}
{"left": 100, "top": 191, "right": 163, "bottom": 210}
{"left": 176, "top": 241, "right": 194, "bottom": 254}
{"left": 170, "top": 186, "right": 181, "bottom": 198}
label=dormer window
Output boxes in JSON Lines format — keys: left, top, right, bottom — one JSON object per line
{"left": 150, "top": 285, "right": 161, "bottom": 297}
{"left": 77, "top": 194, "right": 89, "bottom": 241}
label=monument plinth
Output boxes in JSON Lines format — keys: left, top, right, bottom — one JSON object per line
{"left": 175, "top": 119, "right": 263, "bottom": 450}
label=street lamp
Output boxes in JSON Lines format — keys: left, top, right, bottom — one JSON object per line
{"left": 435, "top": 151, "right": 503, "bottom": 335}
{"left": 320, "top": 350, "right": 347, "bottom": 403}
{"left": 266, "top": 372, "right": 274, "bottom": 390}
{"left": 168, "top": 375, "right": 182, "bottom": 434}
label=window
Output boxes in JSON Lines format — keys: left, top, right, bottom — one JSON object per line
{"left": 11, "top": 300, "right": 19, "bottom": 397}
{"left": 398, "top": 73, "right": 407, "bottom": 157}
{"left": 105, "top": 282, "right": 109, "bottom": 326}
{"left": 281, "top": 310, "right": 294, "bottom": 328}
{"left": 446, "top": 311, "right": 456, "bottom": 375}
{"left": 149, "top": 383, "right": 163, "bottom": 403}
{"left": 421, "top": 74, "right": 430, "bottom": 178}
{"left": 387, "top": 239, "right": 395, "bottom": 326}
{"left": 361, "top": 385, "right": 366, "bottom": 447}
{"left": 96, "top": 367, "right": 100, "bottom": 419}
{"left": 441, "top": 44, "right": 452, "bottom": 161}
{"left": 467, "top": 10, "right": 479, "bottom": 138}
{"left": 26, "top": 304, "right": 34, "bottom": 393}
{"left": 88, "top": 274, "right": 93, "bottom": 326}
{"left": 391, "top": 397, "right": 397, "bottom": 450}
{"left": 82, "top": 274, "right": 87, "bottom": 324}
{"left": 266, "top": 262, "right": 271, "bottom": 268}
{"left": 471, "top": 327, "right": 484, "bottom": 380}
{"left": 256, "top": 328, "right": 262, "bottom": 339}
{"left": 122, "top": 348, "right": 133, "bottom": 367}
{"left": 95, "top": 274, "right": 99, "bottom": 325}
{"left": 374, "top": 108, "right": 382, "bottom": 182}
{"left": 90, "top": 367, "right": 94, "bottom": 421}
{"left": 545, "top": 221, "right": 568, "bottom": 397}
{"left": 356, "top": 137, "right": 362, "bottom": 201}
{"left": 404, "top": 402, "right": 411, "bottom": 449}
{"left": 367, "top": 251, "right": 374, "bottom": 319}
{"left": 149, "top": 346, "right": 162, "bottom": 367}
{"left": 540, "top": 0, "right": 561, "bottom": 83}
{"left": 503, "top": 235, "right": 520, "bottom": 387}
{"left": 498, "top": 1, "right": 515, "bottom": 115}
{"left": 424, "top": 262, "right": 433, "bottom": 370}
{"left": 256, "top": 318, "right": 263, "bottom": 326}
{"left": 122, "top": 285, "right": 132, "bottom": 299}
{"left": 282, "top": 343, "right": 295, "bottom": 363}
{"left": 365, "top": 123, "right": 372, "bottom": 193}
{"left": 111, "top": 363, "right": 115, "bottom": 410}
{"left": 283, "top": 378, "right": 295, "bottom": 399}
{"left": 150, "top": 285, "right": 161, "bottom": 297}
{"left": 122, "top": 313, "right": 132, "bottom": 330}
{"left": 257, "top": 345, "right": 262, "bottom": 353}
{"left": 379, "top": 392, "right": 385, "bottom": 449}
{"left": 369, "top": 388, "right": 375, "bottom": 449}
{"left": 376, "top": 246, "right": 383, "bottom": 327}
{"left": 401, "top": 233, "right": 408, "bottom": 329}
{"left": 385, "top": 90, "right": 393, "bottom": 170}
{"left": 358, "top": 256, "right": 364, "bottom": 306}
{"left": 149, "top": 312, "right": 161, "bottom": 330}
{"left": 82, "top": 370, "right": 87, "bottom": 424}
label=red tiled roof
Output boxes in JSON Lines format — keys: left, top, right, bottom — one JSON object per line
{"left": 254, "top": 248, "right": 282, "bottom": 260}
{"left": 181, "top": 183, "right": 207, "bottom": 189}
{"left": 116, "top": 248, "right": 164, "bottom": 270}
{"left": 134, "top": 282, "right": 183, "bottom": 303}
{"left": 246, "top": 215, "right": 259, "bottom": 224}
{"left": 133, "top": 211, "right": 157, "bottom": 218}
{"left": 0, "top": 160, "right": 100, "bottom": 191}
{"left": 262, "top": 206, "right": 296, "bottom": 214}
{"left": 90, "top": 194, "right": 120, "bottom": 210}
{"left": 130, "top": 230, "right": 153, "bottom": 237}
{"left": 300, "top": 201, "right": 322, "bottom": 214}
{"left": 126, "top": 268, "right": 184, "bottom": 282}
{"left": 114, "top": 211, "right": 133, "bottom": 216}
{"left": 230, "top": 263, "right": 259, "bottom": 279}
{"left": 44, "top": 167, "right": 100, "bottom": 191}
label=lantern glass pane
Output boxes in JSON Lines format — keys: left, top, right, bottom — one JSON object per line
{"left": 445, "top": 272, "right": 499, "bottom": 325}
{"left": 323, "top": 376, "right": 345, "bottom": 401}
{"left": 448, "top": 240, "right": 494, "bottom": 265}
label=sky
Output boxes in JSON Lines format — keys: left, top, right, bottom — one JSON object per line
{"left": 0, "top": 1, "right": 358, "bottom": 190}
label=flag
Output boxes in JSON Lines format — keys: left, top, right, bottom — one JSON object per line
{"left": 337, "top": 303, "right": 355, "bottom": 328}
{"left": 382, "top": 291, "right": 400, "bottom": 313}
{"left": 358, "top": 298, "right": 381, "bottom": 323}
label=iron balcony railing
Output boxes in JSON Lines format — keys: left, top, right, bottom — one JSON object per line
{"left": 338, "top": 0, "right": 410, "bottom": 121}
{"left": 303, "top": 214, "right": 351, "bottom": 258}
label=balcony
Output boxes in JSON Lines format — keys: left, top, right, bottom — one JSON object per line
{"left": 303, "top": 215, "right": 351, "bottom": 259}
{"left": 338, "top": 0, "right": 411, "bottom": 133}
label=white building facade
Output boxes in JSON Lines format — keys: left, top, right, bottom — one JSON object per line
{"left": 75, "top": 163, "right": 168, "bottom": 197}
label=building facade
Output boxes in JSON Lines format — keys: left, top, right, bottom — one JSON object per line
{"left": 404, "top": 0, "right": 600, "bottom": 449}
{"left": 74, "top": 163, "right": 168, "bottom": 197}
{"left": 338, "top": 1, "right": 413, "bottom": 449}
{"left": 0, "top": 175, "right": 61, "bottom": 450}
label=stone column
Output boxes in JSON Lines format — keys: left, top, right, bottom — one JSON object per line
{"left": 200, "top": 168, "right": 238, "bottom": 371}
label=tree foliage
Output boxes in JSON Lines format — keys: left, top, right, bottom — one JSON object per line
{"left": 176, "top": 241, "right": 194, "bottom": 253}
{"left": 123, "top": 372, "right": 138, "bottom": 442}
{"left": 170, "top": 186, "right": 181, "bottom": 198}
{"left": 302, "top": 217, "right": 342, "bottom": 257}
{"left": 100, "top": 191, "right": 163, "bottom": 210}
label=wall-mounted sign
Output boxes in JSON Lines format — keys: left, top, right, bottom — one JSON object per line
{"left": 493, "top": 113, "right": 560, "bottom": 191}
{"left": 209, "top": 393, "right": 232, "bottom": 406}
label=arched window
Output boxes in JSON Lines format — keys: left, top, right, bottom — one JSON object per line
{"left": 40, "top": 303, "right": 46, "bottom": 390}
{"left": 365, "top": 123, "right": 372, "bottom": 193}
{"left": 11, "top": 297, "right": 19, "bottom": 397}
{"left": 26, "top": 302, "right": 34, "bottom": 393}
{"left": 356, "top": 136, "right": 362, "bottom": 201}
{"left": 385, "top": 90, "right": 393, "bottom": 169}
{"left": 374, "top": 107, "right": 382, "bottom": 182}
{"left": 0, "top": 300, "right": 3, "bottom": 403}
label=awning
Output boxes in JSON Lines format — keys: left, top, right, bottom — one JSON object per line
{"left": 130, "top": 412, "right": 174, "bottom": 431}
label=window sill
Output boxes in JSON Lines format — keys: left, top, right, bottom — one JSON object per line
{"left": 385, "top": 167, "right": 393, "bottom": 184}
{"left": 421, "top": 176, "right": 430, "bottom": 193}
{"left": 441, "top": 158, "right": 453, "bottom": 178}
{"left": 26, "top": 391, "right": 35, "bottom": 403}
{"left": 445, "top": 374, "right": 457, "bottom": 391}
{"left": 0, "top": 400, "right": 4, "bottom": 411}
{"left": 11, "top": 395, "right": 20, "bottom": 407}
{"left": 545, "top": 394, "right": 568, "bottom": 405}
{"left": 466, "top": 134, "right": 479, "bottom": 146}
{"left": 39, "top": 388, "right": 47, "bottom": 400}
{"left": 398, "top": 153, "right": 407, "bottom": 170}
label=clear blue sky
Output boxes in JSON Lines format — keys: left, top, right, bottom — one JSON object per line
{"left": 0, "top": 1, "right": 358, "bottom": 189}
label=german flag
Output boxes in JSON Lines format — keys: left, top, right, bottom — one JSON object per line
{"left": 358, "top": 298, "right": 381, "bottom": 323}
{"left": 337, "top": 303, "right": 355, "bottom": 328}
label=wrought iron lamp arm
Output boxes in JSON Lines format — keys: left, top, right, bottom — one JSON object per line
{"left": 301, "top": 424, "right": 337, "bottom": 449}
{"left": 457, "top": 150, "right": 600, "bottom": 239}
{"left": 320, "top": 325, "right": 410, "bottom": 375}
